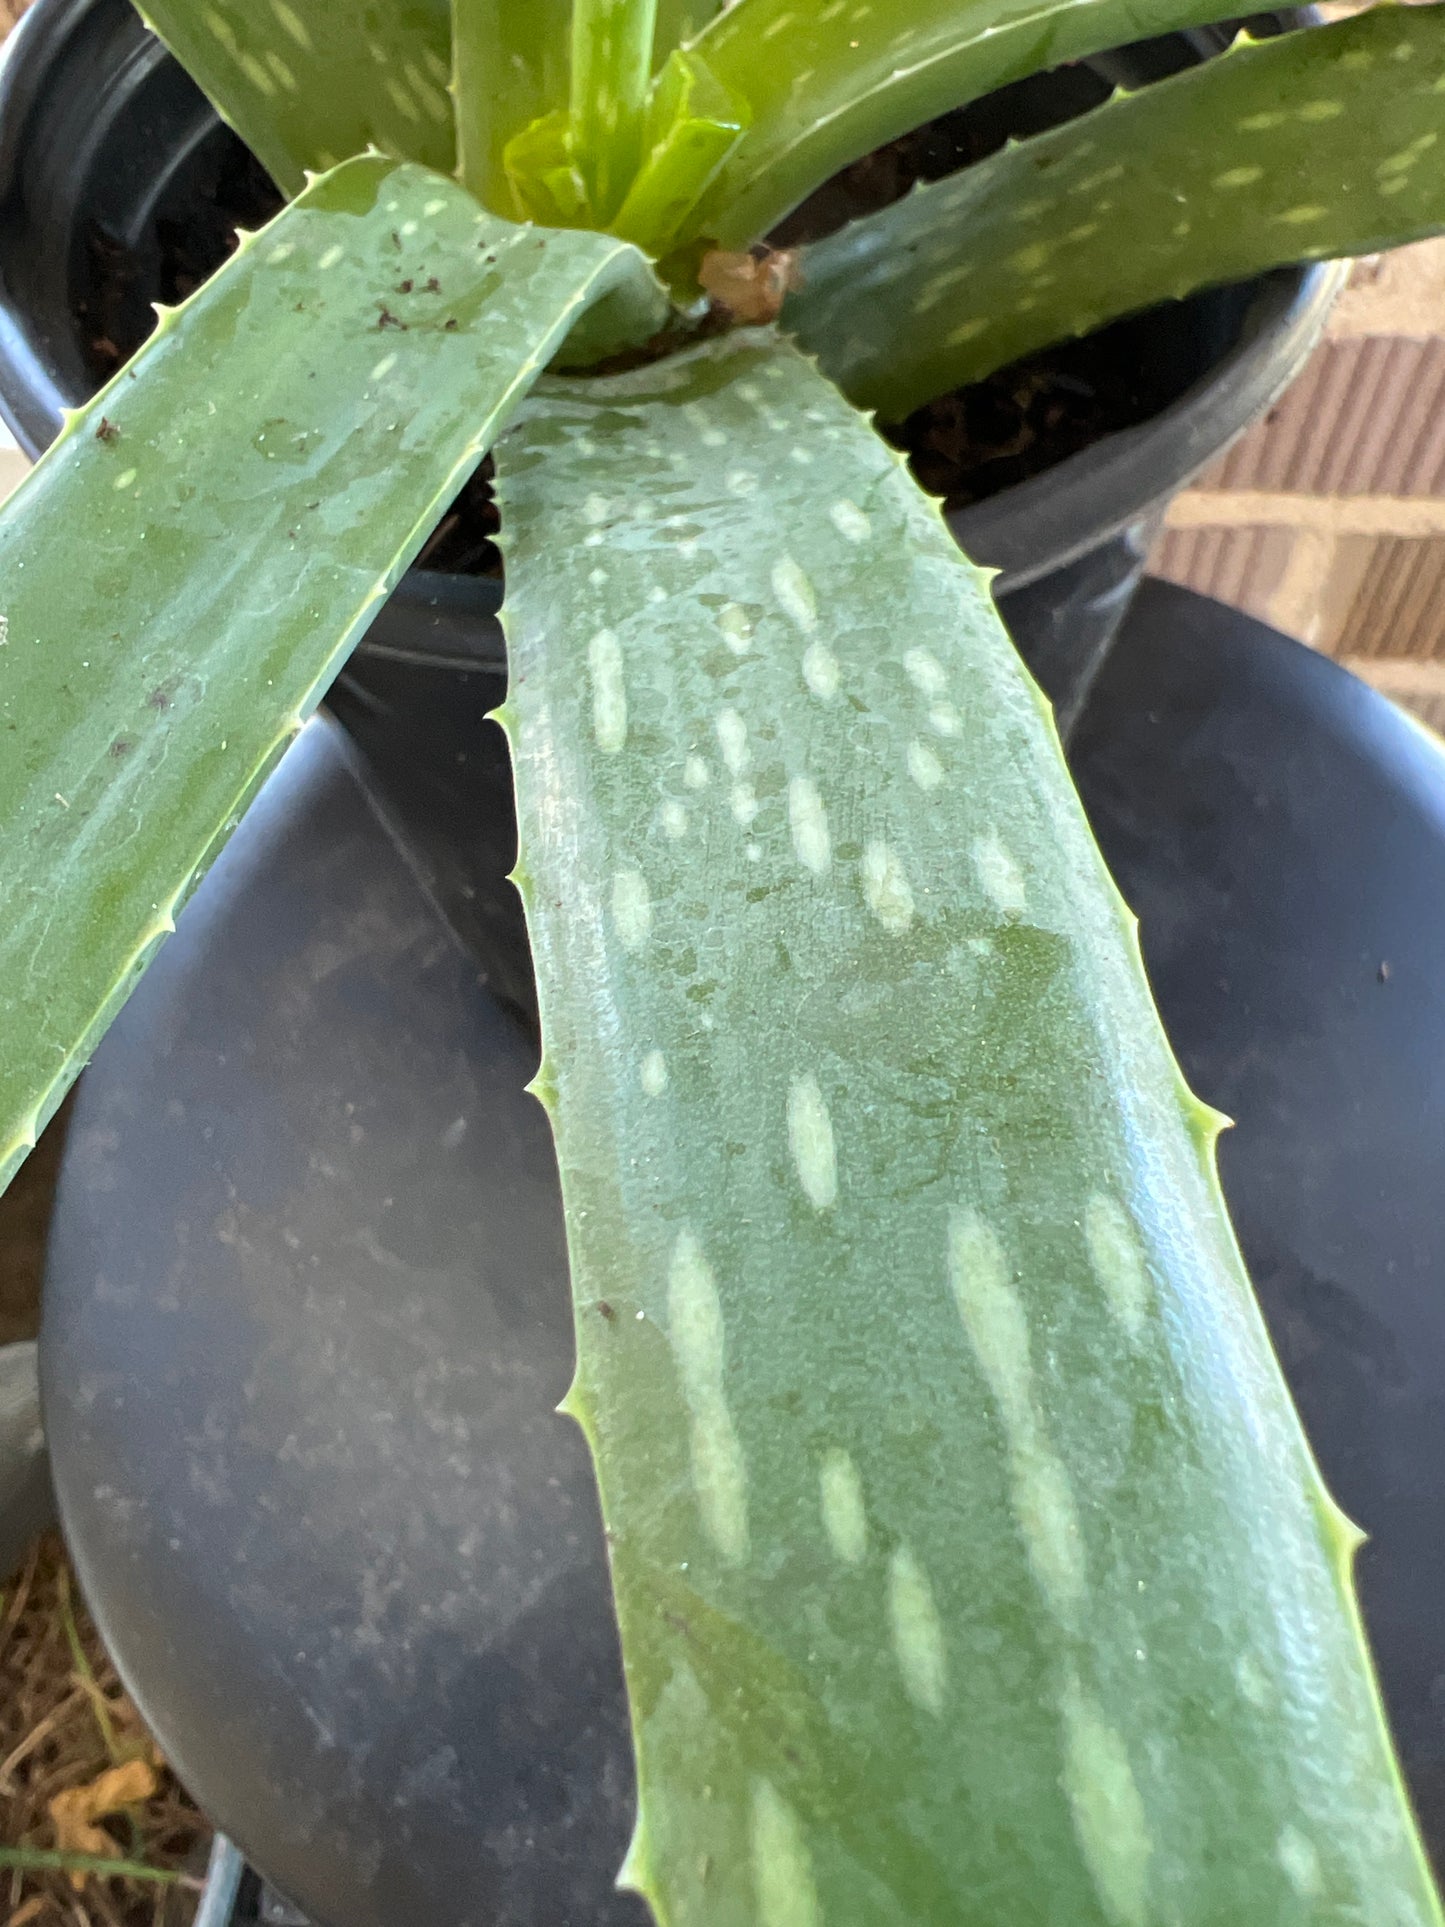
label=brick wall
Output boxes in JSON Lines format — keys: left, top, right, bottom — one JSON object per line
{"left": 1153, "top": 238, "right": 1445, "bottom": 729}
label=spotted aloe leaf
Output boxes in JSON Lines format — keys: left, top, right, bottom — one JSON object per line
{"left": 789, "top": 3, "right": 1445, "bottom": 421}
{"left": 0, "top": 157, "right": 663, "bottom": 1195}
{"left": 135, "top": 0, "right": 456, "bottom": 193}
{"left": 681, "top": 0, "right": 1301, "bottom": 248}
{"left": 496, "top": 330, "right": 1441, "bottom": 1925}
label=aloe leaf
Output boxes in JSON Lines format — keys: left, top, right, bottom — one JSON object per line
{"left": 454, "top": 0, "right": 574, "bottom": 214}
{"left": 684, "top": 0, "right": 1276, "bottom": 247}
{"left": 656, "top": 0, "right": 723, "bottom": 49}
{"left": 0, "top": 158, "right": 662, "bottom": 1196}
{"left": 457, "top": 0, "right": 726, "bottom": 218}
{"left": 135, "top": 0, "right": 456, "bottom": 194}
{"left": 570, "top": 0, "right": 662, "bottom": 223}
{"left": 496, "top": 330, "right": 1441, "bottom": 1925}
{"left": 789, "top": 3, "right": 1445, "bottom": 420}
{"left": 610, "top": 49, "right": 749, "bottom": 256}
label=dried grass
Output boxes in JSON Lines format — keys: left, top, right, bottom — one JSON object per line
{"left": 0, "top": 1537, "right": 212, "bottom": 1927}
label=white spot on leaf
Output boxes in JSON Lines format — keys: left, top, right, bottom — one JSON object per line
{"left": 862, "top": 840, "right": 914, "bottom": 932}
{"left": 612, "top": 868, "right": 651, "bottom": 951}
{"left": 719, "top": 604, "right": 753, "bottom": 654}
{"left": 1060, "top": 1677, "right": 1151, "bottom": 1927}
{"left": 772, "top": 557, "right": 817, "bottom": 632}
{"left": 830, "top": 499, "right": 871, "bottom": 542}
{"left": 819, "top": 1450, "right": 867, "bottom": 1564}
{"left": 731, "top": 784, "right": 759, "bottom": 827}
{"left": 269, "top": 0, "right": 312, "bottom": 46}
{"left": 949, "top": 1211, "right": 1086, "bottom": 1620}
{"left": 787, "top": 1074, "right": 837, "bottom": 1210}
{"left": 904, "top": 648, "right": 947, "bottom": 698}
{"left": 1277, "top": 1826, "right": 1322, "bottom": 1896}
{"left": 589, "top": 630, "right": 627, "bottom": 754}
{"left": 751, "top": 1781, "right": 819, "bottom": 1927}
{"left": 1083, "top": 1193, "right": 1153, "bottom": 1340}
{"left": 788, "top": 777, "right": 831, "bottom": 875}
{"left": 888, "top": 1546, "right": 946, "bottom": 1715}
{"left": 716, "top": 708, "right": 749, "bottom": 775}
{"left": 907, "top": 741, "right": 943, "bottom": 791}
{"left": 668, "top": 1232, "right": 749, "bottom": 1563}
{"left": 802, "top": 641, "right": 840, "bottom": 700}
{"left": 1236, "top": 1652, "right": 1271, "bottom": 1707}
{"left": 973, "top": 831, "right": 1026, "bottom": 916}
{"left": 641, "top": 1051, "right": 668, "bottom": 1097}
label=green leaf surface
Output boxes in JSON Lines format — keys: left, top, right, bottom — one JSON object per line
{"left": 0, "top": 158, "right": 661, "bottom": 1194}
{"left": 497, "top": 331, "right": 1441, "bottom": 1925}
{"left": 136, "top": 0, "right": 455, "bottom": 194}
{"left": 685, "top": 0, "right": 1283, "bottom": 247}
{"left": 790, "top": 3, "right": 1445, "bottom": 420}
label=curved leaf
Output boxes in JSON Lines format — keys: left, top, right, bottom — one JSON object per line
{"left": 685, "top": 0, "right": 1263, "bottom": 246}
{"left": 136, "top": 0, "right": 455, "bottom": 194}
{"left": 0, "top": 158, "right": 663, "bottom": 1193}
{"left": 455, "top": 0, "right": 574, "bottom": 212}
{"left": 497, "top": 331, "right": 1441, "bottom": 1926}
{"left": 790, "top": 4, "right": 1445, "bottom": 419}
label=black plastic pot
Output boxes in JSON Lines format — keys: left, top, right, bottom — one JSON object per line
{"left": 0, "top": 0, "right": 1341, "bottom": 729}
{"left": 38, "top": 583, "right": 1445, "bottom": 1926}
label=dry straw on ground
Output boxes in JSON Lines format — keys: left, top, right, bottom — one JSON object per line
{"left": 1, "top": 1536, "right": 211, "bottom": 1926}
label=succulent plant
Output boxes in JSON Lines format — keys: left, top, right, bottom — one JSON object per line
{"left": 3, "top": 0, "right": 1445, "bottom": 1920}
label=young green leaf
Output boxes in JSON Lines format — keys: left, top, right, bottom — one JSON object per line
{"left": 789, "top": 3, "right": 1445, "bottom": 420}
{"left": 457, "top": 0, "right": 731, "bottom": 222}
{"left": 684, "top": 0, "right": 1287, "bottom": 248}
{"left": 571, "top": 0, "right": 662, "bottom": 224}
{"left": 497, "top": 331, "right": 1441, "bottom": 1926}
{"left": 610, "top": 48, "right": 749, "bottom": 256}
{"left": 137, "top": 0, "right": 456, "bottom": 195}
{"left": 454, "top": 0, "right": 574, "bottom": 215}
{"left": 656, "top": 0, "right": 722, "bottom": 50}
{"left": 0, "top": 158, "right": 663, "bottom": 1196}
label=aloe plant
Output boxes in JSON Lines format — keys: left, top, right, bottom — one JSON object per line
{"left": 3, "top": 0, "right": 1445, "bottom": 1918}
